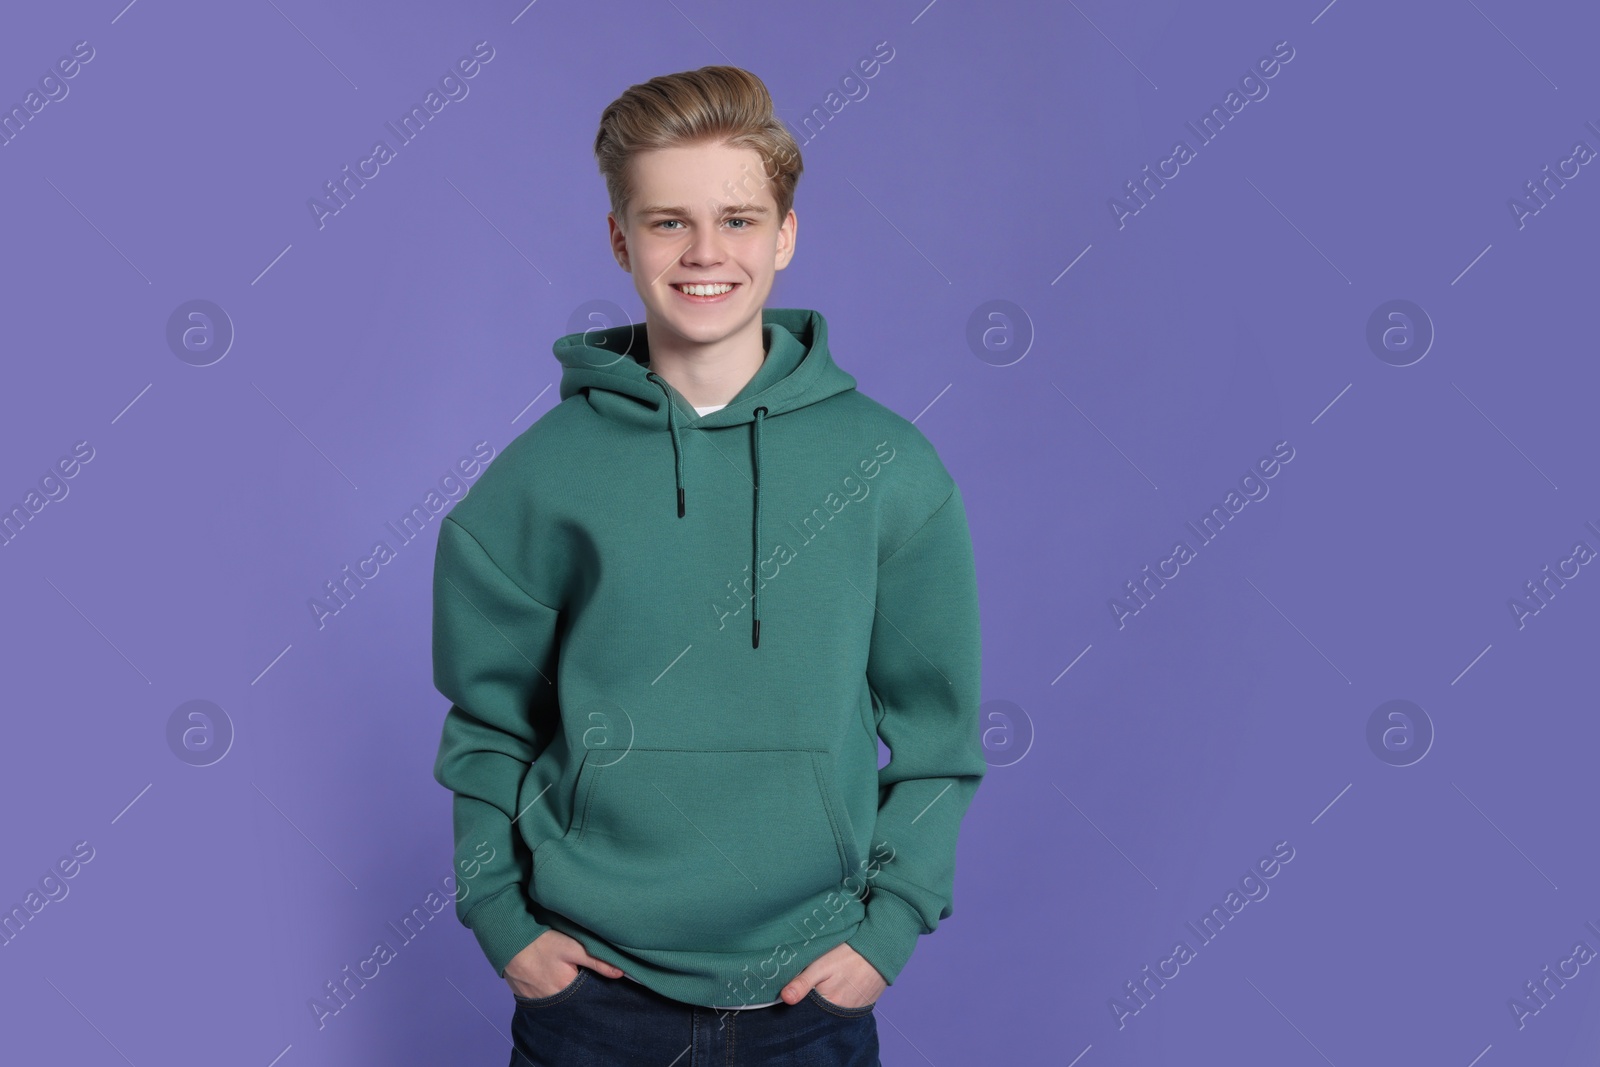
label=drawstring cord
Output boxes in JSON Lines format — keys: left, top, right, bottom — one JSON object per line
{"left": 646, "top": 370, "right": 768, "bottom": 650}
{"left": 751, "top": 405, "right": 768, "bottom": 649}
{"left": 646, "top": 371, "right": 687, "bottom": 518}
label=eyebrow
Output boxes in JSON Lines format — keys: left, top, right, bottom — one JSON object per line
{"left": 637, "top": 203, "right": 772, "bottom": 217}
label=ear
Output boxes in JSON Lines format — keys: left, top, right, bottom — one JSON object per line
{"left": 773, "top": 209, "right": 798, "bottom": 271}
{"left": 608, "top": 213, "right": 631, "bottom": 271}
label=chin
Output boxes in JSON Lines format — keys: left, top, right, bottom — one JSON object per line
{"left": 653, "top": 297, "right": 756, "bottom": 339}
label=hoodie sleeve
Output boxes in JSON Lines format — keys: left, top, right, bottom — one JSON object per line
{"left": 845, "top": 483, "right": 986, "bottom": 986}
{"left": 430, "top": 515, "right": 560, "bottom": 978}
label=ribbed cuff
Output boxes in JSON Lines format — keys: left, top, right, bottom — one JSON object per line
{"left": 464, "top": 884, "right": 552, "bottom": 978}
{"left": 844, "top": 887, "right": 926, "bottom": 986}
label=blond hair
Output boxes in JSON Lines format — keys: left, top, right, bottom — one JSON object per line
{"left": 594, "top": 65, "right": 803, "bottom": 224}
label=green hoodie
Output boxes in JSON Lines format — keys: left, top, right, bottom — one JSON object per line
{"left": 431, "top": 307, "right": 984, "bottom": 1009}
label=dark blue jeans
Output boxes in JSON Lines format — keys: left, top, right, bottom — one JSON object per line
{"left": 508, "top": 966, "right": 881, "bottom": 1066}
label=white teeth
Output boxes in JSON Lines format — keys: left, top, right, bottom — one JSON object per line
{"left": 676, "top": 283, "right": 734, "bottom": 296}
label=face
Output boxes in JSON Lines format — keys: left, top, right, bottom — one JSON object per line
{"left": 608, "top": 140, "right": 796, "bottom": 351}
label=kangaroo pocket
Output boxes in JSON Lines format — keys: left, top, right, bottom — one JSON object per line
{"left": 531, "top": 748, "right": 854, "bottom": 952}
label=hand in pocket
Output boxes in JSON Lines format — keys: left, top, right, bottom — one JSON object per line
{"left": 505, "top": 929, "right": 625, "bottom": 999}
{"left": 780, "top": 942, "right": 886, "bottom": 1009}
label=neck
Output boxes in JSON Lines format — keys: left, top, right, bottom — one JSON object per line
{"left": 643, "top": 315, "right": 768, "bottom": 408}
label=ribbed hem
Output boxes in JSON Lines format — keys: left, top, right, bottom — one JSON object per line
{"left": 844, "top": 888, "right": 926, "bottom": 986}
{"left": 536, "top": 908, "right": 863, "bottom": 1009}
{"left": 465, "top": 885, "right": 552, "bottom": 978}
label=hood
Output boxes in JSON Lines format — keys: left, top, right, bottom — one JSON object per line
{"left": 552, "top": 307, "right": 857, "bottom": 649}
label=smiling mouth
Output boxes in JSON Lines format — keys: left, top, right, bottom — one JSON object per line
{"left": 671, "top": 282, "right": 739, "bottom": 298}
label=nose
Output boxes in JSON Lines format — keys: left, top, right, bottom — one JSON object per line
{"left": 681, "top": 225, "right": 726, "bottom": 266}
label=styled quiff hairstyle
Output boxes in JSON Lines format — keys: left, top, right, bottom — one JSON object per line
{"left": 594, "top": 65, "right": 803, "bottom": 225}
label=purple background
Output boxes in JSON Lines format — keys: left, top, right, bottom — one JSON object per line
{"left": 3, "top": 0, "right": 1597, "bottom": 1063}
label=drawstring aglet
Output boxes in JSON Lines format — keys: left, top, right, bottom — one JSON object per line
{"left": 677, "top": 487, "right": 685, "bottom": 517}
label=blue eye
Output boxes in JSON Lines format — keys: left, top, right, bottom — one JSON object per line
{"left": 656, "top": 218, "right": 752, "bottom": 230}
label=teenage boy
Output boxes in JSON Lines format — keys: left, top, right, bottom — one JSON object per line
{"left": 432, "top": 64, "right": 984, "bottom": 1066}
